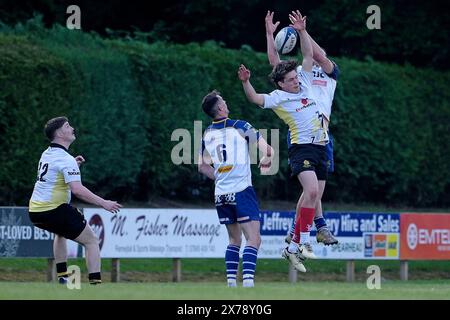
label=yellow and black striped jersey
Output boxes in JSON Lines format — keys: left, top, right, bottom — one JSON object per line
{"left": 29, "top": 143, "right": 81, "bottom": 212}
{"left": 262, "top": 70, "right": 329, "bottom": 145}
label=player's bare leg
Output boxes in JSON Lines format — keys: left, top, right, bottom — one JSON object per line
{"left": 283, "top": 171, "right": 318, "bottom": 270}
{"left": 289, "top": 171, "right": 318, "bottom": 257}
{"left": 53, "top": 235, "right": 69, "bottom": 284}
{"left": 74, "top": 224, "right": 102, "bottom": 284}
{"left": 314, "top": 183, "right": 338, "bottom": 245}
{"left": 285, "top": 192, "right": 305, "bottom": 244}
{"left": 286, "top": 181, "right": 338, "bottom": 246}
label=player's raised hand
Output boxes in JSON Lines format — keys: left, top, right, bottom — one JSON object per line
{"left": 238, "top": 64, "right": 251, "bottom": 82}
{"left": 258, "top": 155, "right": 272, "bottom": 175}
{"left": 265, "top": 11, "right": 280, "bottom": 35}
{"left": 289, "top": 10, "right": 307, "bottom": 31}
{"left": 102, "top": 200, "right": 122, "bottom": 214}
{"left": 75, "top": 155, "right": 85, "bottom": 167}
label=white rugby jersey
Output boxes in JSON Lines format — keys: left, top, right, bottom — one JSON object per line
{"left": 201, "top": 118, "right": 259, "bottom": 195}
{"left": 29, "top": 144, "right": 81, "bottom": 212}
{"left": 298, "top": 63, "right": 339, "bottom": 120}
{"left": 262, "top": 70, "right": 329, "bottom": 145}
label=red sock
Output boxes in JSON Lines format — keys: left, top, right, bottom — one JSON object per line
{"left": 292, "top": 207, "right": 315, "bottom": 243}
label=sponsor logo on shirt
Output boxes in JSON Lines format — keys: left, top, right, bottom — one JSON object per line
{"left": 312, "top": 79, "right": 327, "bottom": 86}
{"left": 296, "top": 100, "right": 316, "bottom": 112}
{"left": 243, "top": 122, "right": 253, "bottom": 130}
{"left": 218, "top": 165, "right": 233, "bottom": 173}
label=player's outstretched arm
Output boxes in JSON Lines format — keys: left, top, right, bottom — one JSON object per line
{"left": 290, "top": 10, "right": 333, "bottom": 73}
{"left": 265, "top": 11, "right": 281, "bottom": 68}
{"left": 198, "top": 154, "right": 215, "bottom": 180}
{"left": 308, "top": 32, "right": 334, "bottom": 74}
{"left": 69, "top": 181, "right": 122, "bottom": 214}
{"left": 238, "top": 64, "right": 265, "bottom": 107}
{"left": 289, "top": 10, "right": 313, "bottom": 72}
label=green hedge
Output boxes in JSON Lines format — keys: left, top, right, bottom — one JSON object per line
{"left": 0, "top": 20, "right": 449, "bottom": 207}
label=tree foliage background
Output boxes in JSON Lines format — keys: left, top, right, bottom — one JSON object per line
{"left": 0, "top": 1, "right": 449, "bottom": 208}
{"left": 0, "top": 0, "right": 448, "bottom": 70}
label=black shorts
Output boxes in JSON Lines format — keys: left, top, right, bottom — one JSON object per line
{"left": 29, "top": 204, "right": 87, "bottom": 240}
{"left": 288, "top": 143, "right": 328, "bottom": 181}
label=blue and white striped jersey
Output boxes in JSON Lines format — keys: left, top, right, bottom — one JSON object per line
{"left": 201, "top": 118, "right": 260, "bottom": 195}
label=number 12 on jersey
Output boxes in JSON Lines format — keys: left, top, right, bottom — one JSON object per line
{"left": 37, "top": 162, "right": 49, "bottom": 182}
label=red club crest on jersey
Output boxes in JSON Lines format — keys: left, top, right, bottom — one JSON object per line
{"left": 301, "top": 98, "right": 308, "bottom": 105}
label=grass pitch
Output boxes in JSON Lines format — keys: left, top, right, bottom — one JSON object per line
{"left": 1, "top": 280, "right": 449, "bottom": 300}
{"left": 1, "top": 258, "right": 449, "bottom": 300}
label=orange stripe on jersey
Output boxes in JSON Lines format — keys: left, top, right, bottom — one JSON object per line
{"left": 218, "top": 165, "right": 233, "bottom": 173}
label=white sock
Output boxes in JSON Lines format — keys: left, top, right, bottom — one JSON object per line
{"left": 300, "top": 232, "right": 310, "bottom": 245}
{"left": 288, "top": 242, "right": 299, "bottom": 253}
{"left": 227, "top": 279, "right": 237, "bottom": 287}
{"left": 243, "top": 279, "right": 254, "bottom": 287}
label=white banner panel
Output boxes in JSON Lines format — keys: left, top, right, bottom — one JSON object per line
{"left": 82, "top": 208, "right": 230, "bottom": 258}
{"left": 72, "top": 209, "right": 400, "bottom": 260}
{"left": 258, "top": 236, "right": 286, "bottom": 258}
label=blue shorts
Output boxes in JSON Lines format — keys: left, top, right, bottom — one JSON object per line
{"left": 326, "top": 133, "right": 334, "bottom": 173}
{"left": 215, "top": 186, "right": 260, "bottom": 224}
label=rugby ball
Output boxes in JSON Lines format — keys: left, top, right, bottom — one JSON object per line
{"left": 274, "top": 26, "right": 298, "bottom": 55}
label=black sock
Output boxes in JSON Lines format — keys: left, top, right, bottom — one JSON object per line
{"left": 89, "top": 272, "right": 102, "bottom": 284}
{"left": 56, "top": 262, "right": 68, "bottom": 279}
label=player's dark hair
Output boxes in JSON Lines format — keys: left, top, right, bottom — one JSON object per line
{"left": 270, "top": 60, "right": 299, "bottom": 89}
{"left": 44, "top": 116, "right": 68, "bottom": 141}
{"left": 202, "top": 90, "right": 221, "bottom": 118}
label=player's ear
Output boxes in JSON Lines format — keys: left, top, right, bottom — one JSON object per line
{"left": 277, "top": 80, "right": 284, "bottom": 88}
{"left": 54, "top": 128, "right": 63, "bottom": 138}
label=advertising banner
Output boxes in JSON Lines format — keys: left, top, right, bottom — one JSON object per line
{"left": 259, "top": 211, "right": 294, "bottom": 258}
{"left": 1, "top": 207, "right": 404, "bottom": 260}
{"left": 83, "top": 208, "right": 230, "bottom": 258}
{"left": 319, "top": 212, "right": 400, "bottom": 259}
{"left": 400, "top": 213, "right": 450, "bottom": 260}
{"left": 0, "top": 207, "right": 55, "bottom": 257}
{"left": 260, "top": 211, "right": 400, "bottom": 260}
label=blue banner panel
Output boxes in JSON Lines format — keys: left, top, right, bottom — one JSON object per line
{"left": 260, "top": 211, "right": 295, "bottom": 236}
{"left": 0, "top": 207, "right": 54, "bottom": 257}
{"left": 259, "top": 211, "right": 401, "bottom": 259}
{"left": 322, "top": 212, "right": 400, "bottom": 237}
